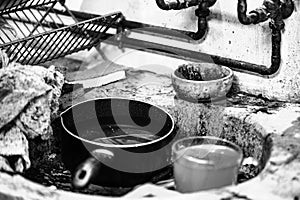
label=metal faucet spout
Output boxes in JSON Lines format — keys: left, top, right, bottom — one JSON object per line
{"left": 156, "top": 0, "right": 217, "bottom": 40}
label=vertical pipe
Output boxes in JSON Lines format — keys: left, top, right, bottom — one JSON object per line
{"left": 265, "top": 0, "right": 284, "bottom": 75}
{"left": 267, "top": 25, "right": 281, "bottom": 75}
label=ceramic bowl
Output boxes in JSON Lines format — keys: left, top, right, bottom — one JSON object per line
{"left": 171, "top": 63, "right": 233, "bottom": 102}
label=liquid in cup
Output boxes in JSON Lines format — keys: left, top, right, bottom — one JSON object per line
{"left": 172, "top": 137, "right": 243, "bottom": 193}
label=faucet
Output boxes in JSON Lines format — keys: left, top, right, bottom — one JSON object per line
{"left": 236, "top": 0, "right": 294, "bottom": 75}
{"left": 156, "top": 0, "right": 216, "bottom": 10}
{"left": 188, "top": 0, "right": 217, "bottom": 40}
{"left": 156, "top": 0, "right": 217, "bottom": 40}
{"left": 122, "top": 0, "right": 294, "bottom": 75}
{"left": 237, "top": 0, "right": 294, "bottom": 25}
{"left": 156, "top": 0, "right": 201, "bottom": 10}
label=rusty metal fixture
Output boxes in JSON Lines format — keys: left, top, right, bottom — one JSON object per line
{"left": 50, "top": 8, "right": 286, "bottom": 76}
{"left": 155, "top": 0, "right": 217, "bottom": 10}
{"left": 188, "top": 1, "right": 210, "bottom": 40}
{"left": 236, "top": 0, "right": 291, "bottom": 75}
{"left": 237, "top": 0, "right": 268, "bottom": 24}
{"left": 237, "top": 0, "right": 294, "bottom": 25}
{"left": 156, "top": 0, "right": 200, "bottom": 10}
{"left": 156, "top": 0, "right": 217, "bottom": 40}
{"left": 96, "top": 31, "right": 279, "bottom": 76}
{"left": 263, "top": 0, "right": 295, "bottom": 19}
{"left": 263, "top": 0, "right": 285, "bottom": 75}
{"left": 280, "top": 0, "right": 294, "bottom": 19}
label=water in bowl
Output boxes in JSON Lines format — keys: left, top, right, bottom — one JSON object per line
{"left": 174, "top": 144, "right": 241, "bottom": 193}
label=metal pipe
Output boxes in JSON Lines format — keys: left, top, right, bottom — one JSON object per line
{"left": 188, "top": 16, "right": 207, "bottom": 40}
{"left": 51, "top": 6, "right": 212, "bottom": 41}
{"left": 187, "top": 2, "right": 210, "bottom": 40}
{"left": 156, "top": 0, "right": 217, "bottom": 40}
{"left": 91, "top": 30, "right": 279, "bottom": 76}
{"left": 237, "top": 0, "right": 269, "bottom": 25}
{"left": 235, "top": 0, "right": 288, "bottom": 75}
{"left": 238, "top": 0, "right": 294, "bottom": 25}
{"left": 52, "top": 8, "right": 282, "bottom": 76}
{"left": 281, "top": 0, "right": 294, "bottom": 19}
{"left": 47, "top": 8, "right": 191, "bottom": 39}
{"left": 237, "top": 0, "right": 259, "bottom": 24}
{"left": 267, "top": 23, "right": 281, "bottom": 75}
{"left": 264, "top": 0, "right": 285, "bottom": 75}
{"left": 155, "top": 0, "right": 200, "bottom": 10}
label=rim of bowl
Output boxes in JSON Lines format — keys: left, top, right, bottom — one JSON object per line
{"left": 171, "top": 65, "right": 233, "bottom": 84}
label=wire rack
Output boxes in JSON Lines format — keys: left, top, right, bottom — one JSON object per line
{"left": 0, "top": 0, "right": 58, "bottom": 15}
{"left": 0, "top": 0, "right": 124, "bottom": 65}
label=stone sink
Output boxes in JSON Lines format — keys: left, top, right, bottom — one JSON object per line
{"left": 0, "top": 54, "right": 300, "bottom": 200}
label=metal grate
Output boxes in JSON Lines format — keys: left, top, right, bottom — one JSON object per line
{"left": 0, "top": 0, "right": 60, "bottom": 15}
{"left": 0, "top": 0, "right": 124, "bottom": 65}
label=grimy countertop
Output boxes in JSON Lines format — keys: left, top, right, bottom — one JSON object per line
{"left": 0, "top": 67, "right": 300, "bottom": 200}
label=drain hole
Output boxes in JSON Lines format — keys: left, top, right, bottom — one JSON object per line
{"left": 78, "top": 171, "right": 86, "bottom": 179}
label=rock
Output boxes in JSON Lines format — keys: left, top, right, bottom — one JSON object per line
{"left": 0, "top": 62, "right": 64, "bottom": 172}
{"left": 17, "top": 94, "right": 52, "bottom": 140}
{"left": 0, "top": 126, "right": 30, "bottom": 172}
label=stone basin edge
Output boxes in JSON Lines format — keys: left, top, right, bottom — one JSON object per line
{"left": 1, "top": 104, "right": 299, "bottom": 200}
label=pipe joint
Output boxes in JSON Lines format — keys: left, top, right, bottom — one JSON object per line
{"left": 206, "top": 0, "right": 217, "bottom": 7}
{"left": 237, "top": 0, "right": 259, "bottom": 25}
{"left": 156, "top": 0, "right": 199, "bottom": 10}
{"left": 238, "top": 0, "right": 294, "bottom": 25}
{"left": 281, "top": 0, "right": 294, "bottom": 19}
{"left": 195, "top": 7, "right": 210, "bottom": 17}
{"left": 263, "top": 0, "right": 294, "bottom": 20}
{"left": 264, "top": 0, "right": 285, "bottom": 30}
{"left": 263, "top": 0, "right": 281, "bottom": 18}
{"left": 269, "top": 19, "right": 285, "bottom": 31}
{"left": 249, "top": 8, "right": 269, "bottom": 24}
{"left": 156, "top": 0, "right": 217, "bottom": 40}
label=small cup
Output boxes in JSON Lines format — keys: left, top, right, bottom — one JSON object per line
{"left": 172, "top": 136, "right": 243, "bottom": 193}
